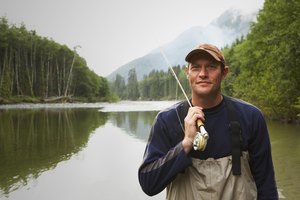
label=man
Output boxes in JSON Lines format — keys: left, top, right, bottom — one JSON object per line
{"left": 138, "top": 43, "right": 278, "bottom": 199}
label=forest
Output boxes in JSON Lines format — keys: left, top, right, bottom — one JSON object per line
{"left": 1, "top": 0, "right": 299, "bottom": 121}
{"left": 222, "top": 0, "right": 300, "bottom": 121}
{"left": 0, "top": 17, "right": 111, "bottom": 103}
{"left": 111, "top": 66, "right": 190, "bottom": 101}
{"left": 111, "top": 0, "right": 300, "bottom": 121}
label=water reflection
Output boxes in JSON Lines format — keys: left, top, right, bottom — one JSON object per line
{"left": 108, "top": 111, "right": 158, "bottom": 142}
{"left": 1, "top": 107, "right": 299, "bottom": 200}
{"left": 267, "top": 121, "right": 300, "bottom": 199}
{"left": 0, "top": 109, "right": 107, "bottom": 196}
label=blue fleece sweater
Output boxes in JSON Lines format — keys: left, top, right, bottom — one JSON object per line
{"left": 138, "top": 96, "right": 278, "bottom": 199}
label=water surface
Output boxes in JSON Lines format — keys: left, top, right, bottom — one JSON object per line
{"left": 0, "top": 102, "right": 299, "bottom": 199}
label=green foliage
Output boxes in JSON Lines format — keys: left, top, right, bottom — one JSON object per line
{"left": 139, "top": 65, "right": 189, "bottom": 100}
{"left": 10, "top": 95, "right": 40, "bottom": 103}
{"left": 294, "top": 97, "right": 300, "bottom": 117}
{"left": 111, "top": 73, "right": 126, "bottom": 99}
{"left": 127, "top": 68, "right": 140, "bottom": 100}
{"left": 0, "top": 17, "right": 110, "bottom": 102}
{"left": 0, "top": 58, "right": 11, "bottom": 98}
{"left": 111, "top": 65, "right": 190, "bottom": 101}
{"left": 223, "top": 0, "right": 300, "bottom": 120}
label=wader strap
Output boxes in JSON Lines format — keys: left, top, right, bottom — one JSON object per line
{"left": 177, "top": 97, "right": 242, "bottom": 175}
{"left": 176, "top": 100, "right": 190, "bottom": 134}
{"left": 224, "top": 96, "right": 242, "bottom": 175}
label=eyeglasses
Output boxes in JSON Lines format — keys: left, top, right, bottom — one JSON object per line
{"left": 189, "top": 62, "right": 221, "bottom": 74}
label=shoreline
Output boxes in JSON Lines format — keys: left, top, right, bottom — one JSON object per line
{"left": 1, "top": 96, "right": 299, "bottom": 124}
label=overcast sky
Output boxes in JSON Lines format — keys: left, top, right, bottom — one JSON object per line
{"left": 1, "top": 0, "right": 264, "bottom": 77}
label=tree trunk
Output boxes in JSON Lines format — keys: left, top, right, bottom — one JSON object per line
{"left": 64, "top": 51, "right": 76, "bottom": 97}
{"left": 9, "top": 47, "right": 14, "bottom": 96}
{"left": 63, "top": 55, "right": 66, "bottom": 94}
{"left": 0, "top": 48, "right": 7, "bottom": 93}
{"left": 40, "top": 54, "right": 45, "bottom": 98}
{"left": 30, "top": 40, "right": 34, "bottom": 95}
{"left": 25, "top": 50, "right": 34, "bottom": 96}
{"left": 45, "top": 53, "right": 50, "bottom": 98}
{"left": 56, "top": 58, "right": 61, "bottom": 96}
{"left": 15, "top": 49, "right": 21, "bottom": 95}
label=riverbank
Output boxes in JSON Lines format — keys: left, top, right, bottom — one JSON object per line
{"left": 1, "top": 97, "right": 299, "bottom": 124}
{"left": 0, "top": 95, "right": 114, "bottom": 105}
{"left": 0, "top": 100, "right": 177, "bottom": 111}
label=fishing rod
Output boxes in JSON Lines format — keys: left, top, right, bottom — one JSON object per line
{"left": 158, "top": 47, "right": 209, "bottom": 151}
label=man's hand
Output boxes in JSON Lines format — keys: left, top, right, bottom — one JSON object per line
{"left": 182, "top": 106, "right": 205, "bottom": 154}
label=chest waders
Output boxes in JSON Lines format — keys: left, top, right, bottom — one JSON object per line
{"left": 170, "top": 96, "right": 257, "bottom": 200}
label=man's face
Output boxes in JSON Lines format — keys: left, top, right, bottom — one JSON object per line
{"left": 186, "top": 54, "right": 228, "bottom": 97}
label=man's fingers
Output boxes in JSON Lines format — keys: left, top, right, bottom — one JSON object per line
{"left": 186, "top": 107, "right": 205, "bottom": 122}
{"left": 192, "top": 113, "right": 205, "bottom": 123}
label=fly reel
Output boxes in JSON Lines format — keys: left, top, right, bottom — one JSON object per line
{"left": 193, "top": 123, "right": 209, "bottom": 151}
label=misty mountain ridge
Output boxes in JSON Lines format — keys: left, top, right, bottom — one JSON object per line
{"left": 107, "top": 8, "right": 257, "bottom": 82}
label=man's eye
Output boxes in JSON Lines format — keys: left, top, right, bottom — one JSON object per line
{"left": 207, "top": 63, "right": 218, "bottom": 69}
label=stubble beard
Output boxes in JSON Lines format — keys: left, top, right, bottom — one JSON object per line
{"left": 191, "top": 83, "right": 221, "bottom": 100}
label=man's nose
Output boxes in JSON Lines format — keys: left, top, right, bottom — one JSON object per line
{"left": 198, "top": 66, "right": 208, "bottom": 78}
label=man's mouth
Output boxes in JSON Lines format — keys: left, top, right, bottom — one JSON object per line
{"left": 196, "top": 81, "right": 211, "bottom": 85}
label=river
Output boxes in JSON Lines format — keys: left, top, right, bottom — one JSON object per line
{"left": 0, "top": 101, "right": 299, "bottom": 199}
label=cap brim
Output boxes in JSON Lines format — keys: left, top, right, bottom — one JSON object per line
{"left": 185, "top": 49, "right": 221, "bottom": 63}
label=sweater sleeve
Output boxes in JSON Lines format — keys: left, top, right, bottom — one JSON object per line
{"left": 248, "top": 112, "right": 278, "bottom": 200}
{"left": 138, "top": 113, "right": 192, "bottom": 196}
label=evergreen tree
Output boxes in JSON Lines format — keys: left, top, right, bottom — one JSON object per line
{"left": 112, "top": 73, "right": 126, "bottom": 99}
{"left": 223, "top": 0, "right": 300, "bottom": 120}
{"left": 127, "top": 68, "right": 140, "bottom": 100}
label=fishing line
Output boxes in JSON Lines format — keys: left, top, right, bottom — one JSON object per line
{"left": 153, "top": 34, "right": 209, "bottom": 151}
{"left": 157, "top": 45, "right": 192, "bottom": 107}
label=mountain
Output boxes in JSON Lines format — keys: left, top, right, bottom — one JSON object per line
{"left": 107, "top": 8, "right": 257, "bottom": 82}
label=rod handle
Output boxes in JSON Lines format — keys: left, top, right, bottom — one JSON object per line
{"left": 197, "top": 119, "right": 204, "bottom": 129}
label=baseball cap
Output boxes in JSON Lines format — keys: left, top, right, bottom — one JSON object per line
{"left": 185, "top": 43, "right": 225, "bottom": 65}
